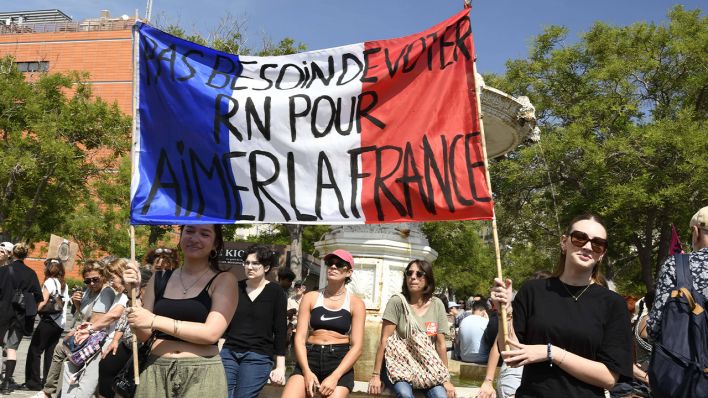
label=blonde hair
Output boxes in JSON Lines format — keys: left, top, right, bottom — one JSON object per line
{"left": 81, "top": 260, "right": 108, "bottom": 280}
{"left": 553, "top": 213, "right": 608, "bottom": 287}
{"left": 106, "top": 258, "right": 130, "bottom": 279}
{"left": 12, "top": 243, "right": 29, "bottom": 259}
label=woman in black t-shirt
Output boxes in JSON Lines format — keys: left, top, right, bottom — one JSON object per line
{"left": 490, "top": 214, "right": 633, "bottom": 398}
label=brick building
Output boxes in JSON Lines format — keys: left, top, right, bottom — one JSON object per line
{"left": 0, "top": 9, "right": 134, "bottom": 278}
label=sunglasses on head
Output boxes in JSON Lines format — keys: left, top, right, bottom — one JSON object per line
{"left": 569, "top": 231, "right": 608, "bottom": 254}
{"left": 325, "top": 257, "right": 350, "bottom": 269}
{"left": 155, "top": 248, "right": 172, "bottom": 255}
{"left": 84, "top": 276, "right": 101, "bottom": 285}
{"left": 405, "top": 270, "right": 426, "bottom": 278}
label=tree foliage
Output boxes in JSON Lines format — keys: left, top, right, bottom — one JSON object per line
{"left": 422, "top": 221, "right": 496, "bottom": 298}
{"left": 0, "top": 62, "right": 131, "bottom": 246}
{"left": 486, "top": 6, "right": 707, "bottom": 294}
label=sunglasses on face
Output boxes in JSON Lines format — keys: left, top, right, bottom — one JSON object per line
{"left": 84, "top": 277, "right": 102, "bottom": 285}
{"left": 569, "top": 231, "right": 608, "bottom": 254}
{"left": 325, "top": 257, "right": 350, "bottom": 269}
{"left": 405, "top": 270, "right": 426, "bottom": 278}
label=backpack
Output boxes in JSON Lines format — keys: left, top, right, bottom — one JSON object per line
{"left": 649, "top": 253, "right": 708, "bottom": 398}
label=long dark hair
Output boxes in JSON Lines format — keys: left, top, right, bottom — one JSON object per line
{"left": 553, "top": 213, "right": 607, "bottom": 286}
{"left": 179, "top": 224, "right": 224, "bottom": 272}
{"left": 44, "top": 257, "right": 66, "bottom": 291}
{"left": 401, "top": 259, "right": 435, "bottom": 303}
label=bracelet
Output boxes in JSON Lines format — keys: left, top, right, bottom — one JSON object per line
{"left": 173, "top": 319, "right": 177, "bottom": 336}
{"left": 150, "top": 314, "right": 157, "bottom": 330}
{"left": 371, "top": 372, "right": 379, "bottom": 376}
{"left": 547, "top": 343, "right": 553, "bottom": 366}
{"left": 558, "top": 347, "right": 568, "bottom": 366}
{"left": 484, "top": 377, "right": 494, "bottom": 383}
{"left": 175, "top": 320, "right": 182, "bottom": 337}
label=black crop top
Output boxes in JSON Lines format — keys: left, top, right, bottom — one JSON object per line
{"left": 309, "top": 289, "right": 352, "bottom": 335}
{"left": 152, "top": 270, "right": 222, "bottom": 343}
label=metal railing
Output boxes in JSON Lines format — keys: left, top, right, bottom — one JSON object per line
{"left": 0, "top": 20, "right": 133, "bottom": 35}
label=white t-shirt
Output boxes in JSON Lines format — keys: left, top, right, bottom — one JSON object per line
{"left": 104, "top": 292, "right": 128, "bottom": 345}
{"left": 43, "top": 278, "right": 70, "bottom": 329}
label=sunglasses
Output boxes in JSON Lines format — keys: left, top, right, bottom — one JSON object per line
{"left": 84, "top": 277, "right": 102, "bottom": 285}
{"left": 325, "top": 257, "right": 350, "bottom": 269}
{"left": 155, "top": 248, "right": 173, "bottom": 255}
{"left": 569, "top": 231, "right": 608, "bottom": 254}
{"left": 405, "top": 270, "right": 426, "bottom": 278}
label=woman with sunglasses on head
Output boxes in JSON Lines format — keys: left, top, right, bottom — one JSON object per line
{"left": 143, "top": 246, "right": 179, "bottom": 273}
{"left": 23, "top": 258, "right": 70, "bottom": 391}
{"left": 122, "top": 224, "right": 238, "bottom": 398}
{"left": 490, "top": 214, "right": 633, "bottom": 398}
{"left": 368, "top": 259, "right": 455, "bottom": 398}
{"left": 282, "top": 249, "right": 366, "bottom": 398}
{"left": 220, "top": 245, "right": 287, "bottom": 398}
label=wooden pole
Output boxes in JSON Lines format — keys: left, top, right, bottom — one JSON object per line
{"left": 472, "top": 60, "right": 510, "bottom": 351}
{"left": 129, "top": 226, "right": 140, "bottom": 384}
{"left": 130, "top": 23, "right": 141, "bottom": 385}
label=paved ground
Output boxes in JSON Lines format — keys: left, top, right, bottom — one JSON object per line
{"left": 2, "top": 331, "right": 44, "bottom": 397}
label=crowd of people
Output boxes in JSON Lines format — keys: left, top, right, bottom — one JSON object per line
{"left": 0, "top": 205, "right": 705, "bottom": 398}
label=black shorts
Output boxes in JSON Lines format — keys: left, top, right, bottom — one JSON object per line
{"left": 292, "top": 343, "right": 354, "bottom": 391}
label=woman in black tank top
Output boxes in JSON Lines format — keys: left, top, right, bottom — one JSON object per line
{"left": 282, "top": 249, "right": 366, "bottom": 398}
{"left": 123, "top": 224, "right": 238, "bottom": 398}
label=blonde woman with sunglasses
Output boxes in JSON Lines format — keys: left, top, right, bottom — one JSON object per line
{"left": 490, "top": 214, "right": 633, "bottom": 397}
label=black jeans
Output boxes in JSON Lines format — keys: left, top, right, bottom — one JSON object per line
{"left": 24, "top": 317, "right": 63, "bottom": 388}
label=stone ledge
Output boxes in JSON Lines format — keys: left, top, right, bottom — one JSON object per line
{"left": 263, "top": 381, "right": 480, "bottom": 397}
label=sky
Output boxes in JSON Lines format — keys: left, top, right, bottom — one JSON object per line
{"left": 11, "top": 1, "right": 706, "bottom": 74}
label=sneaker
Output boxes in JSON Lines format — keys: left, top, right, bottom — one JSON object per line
{"left": 0, "top": 380, "right": 10, "bottom": 395}
{"left": 20, "top": 382, "right": 43, "bottom": 391}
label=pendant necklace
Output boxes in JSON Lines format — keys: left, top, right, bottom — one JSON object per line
{"left": 179, "top": 268, "right": 210, "bottom": 295}
{"left": 561, "top": 281, "right": 593, "bottom": 302}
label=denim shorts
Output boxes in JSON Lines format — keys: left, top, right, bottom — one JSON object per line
{"left": 292, "top": 343, "right": 354, "bottom": 391}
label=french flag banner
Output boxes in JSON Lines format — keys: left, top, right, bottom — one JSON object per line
{"left": 130, "top": 9, "right": 493, "bottom": 225}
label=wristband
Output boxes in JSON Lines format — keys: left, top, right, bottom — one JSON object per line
{"left": 547, "top": 343, "right": 553, "bottom": 366}
{"left": 150, "top": 314, "right": 157, "bottom": 330}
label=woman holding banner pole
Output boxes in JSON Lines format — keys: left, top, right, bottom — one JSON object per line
{"left": 123, "top": 224, "right": 238, "bottom": 398}
{"left": 490, "top": 214, "right": 633, "bottom": 397}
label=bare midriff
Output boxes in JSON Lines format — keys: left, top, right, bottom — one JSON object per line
{"left": 150, "top": 338, "right": 220, "bottom": 358}
{"left": 306, "top": 329, "right": 350, "bottom": 346}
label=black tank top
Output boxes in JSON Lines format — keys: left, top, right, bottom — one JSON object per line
{"left": 152, "top": 270, "right": 222, "bottom": 343}
{"left": 309, "top": 289, "right": 352, "bottom": 335}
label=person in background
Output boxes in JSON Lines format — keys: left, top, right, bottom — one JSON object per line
{"left": 0, "top": 242, "right": 13, "bottom": 267}
{"left": 0, "top": 243, "right": 42, "bottom": 395}
{"left": 287, "top": 281, "right": 307, "bottom": 346}
{"left": 490, "top": 214, "right": 633, "bottom": 397}
{"left": 647, "top": 205, "right": 708, "bottom": 340}
{"left": 220, "top": 245, "right": 287, "bottom": 398}
{"left": 282, "top": 249, "right": 366, "bottom": 398}
{"left": 368, "top": 259, "right": 455, "bottom": 398}
{"left": 97, "top": 268, "right": 153, "bottom": 398}
{"left": 278, "top": 266, "right": 296, "bottom": 293}
{"left": 123, "top": 224, "right": 238, "bottom": 398}
{"left": 23, "top": 258, "right": 70, "bottom": 391}
{"left": 61, "top": 258, "right": 128, "bottom": 398}
{"left": 457, "top": 301, "right": 489, "bottom": 364}
{"left": 142, "top": 247, "right": 179, "bottom": 273}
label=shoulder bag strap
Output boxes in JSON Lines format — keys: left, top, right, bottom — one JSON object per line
{"left": 674, "top": 253, "right": 692, "bottom": 290}
{"left": 396, "top": 293, "right": 424, "bottom": 337}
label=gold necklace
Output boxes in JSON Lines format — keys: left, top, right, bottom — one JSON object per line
{"left": 178, "top": 268, "right": 210, "bottom": 295}
{"left": 561, "top": 281, "right": 593, "bottom": 302}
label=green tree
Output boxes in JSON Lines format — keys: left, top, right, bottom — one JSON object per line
{"left": 422, "top": 221, "right": 495, "bottom": 298}
{"left": 0, "top": 61, "right": 131, "bottom": 245}
{"left": 486, "top": 6, "right": 707, "bottom": 294}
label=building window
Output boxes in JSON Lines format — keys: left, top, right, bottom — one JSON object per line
{"left": 15, "top": 61, "right": 49, "bottom": 72}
